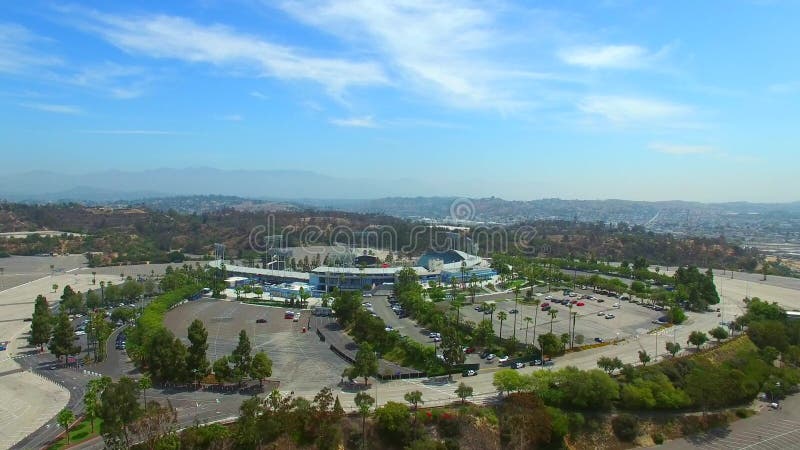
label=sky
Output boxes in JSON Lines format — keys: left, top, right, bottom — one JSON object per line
{"left": 1, "top": 1, "right": 799, "bottom": 202}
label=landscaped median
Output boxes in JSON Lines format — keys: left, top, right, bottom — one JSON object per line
{"left": 126, "top": 284, "right": 201, "bottom": 360}
{"left": 47, "top": 418, "right": 103, "bottom": 450}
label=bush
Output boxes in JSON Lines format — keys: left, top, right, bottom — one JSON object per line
{"left": 612, "top": 414, "right": 640, "bottom": 442}
{"left": 735, "top": 408, "right": 754, "bottom": 419}
{"left": 652, "top": 433, "right": 665, "bottom": 445}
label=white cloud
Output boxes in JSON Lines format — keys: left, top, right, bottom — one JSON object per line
{"left": 558, "top": 44, "right": 652, "bottom": 69}
{"left": 0, "top": 23, "right": 61, "bottom": 74}
{"left": 649, "top": 142, "right": 715, "bottom": 155}
{"left": 250, "top": 90, "right": 268, "bottom": 100}
{"left": 68, "top": 9, "right": 388, "bottom": 95}
{"left": 277, "top": 0, "right": 546, "bottom": 111}
{"left": 768, "top": 81, "right": 800, "bottom": 94}
{"left": 64, "top": 62, "right": 150, "bottom": 99}
{"left": 329, "top": 116, "right": 377, "bottom": 128}
{"left": 20, "top": 102, "right": 82, "bottom": 114}
{"left": 579, "top": 95, "right": 690, "bottom": 124}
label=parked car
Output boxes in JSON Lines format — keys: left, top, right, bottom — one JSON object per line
{"left": 486, "top": 354, "right": 496, "bottom": 361}
{"left": 498, "top": 355, "right": 510, "bottom": 364}
{"left": 576, "top": 302, "right": 585, "bottom": 307}
{"left": 512, "top": 362, "right": 525, "bottom": 369}
{"left": 594, "top": 337, "right": 604, "bottom": 343}
{"left": 284, "top": 311, "right": 295, "bottom": 319}
{"left": 479, "top": 350, "right": 491, "bottom": 359}
{"left": 293, "top": 314, "right": 301, "bottom": 322}
{"left": 605, "top": 314, "right": 615, "bottom": 319}
{"left": 597, "top": 311, "right": 606, "bottom": 316}
{"left": 256, "top": 318, "right": 267, "bottom": 324}
{"left": 510, "top": 309, "right": 519, "bottom": 314}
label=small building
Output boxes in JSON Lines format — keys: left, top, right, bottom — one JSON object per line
{"left": 225, "top": 276, "right": 249, "bottom": 288}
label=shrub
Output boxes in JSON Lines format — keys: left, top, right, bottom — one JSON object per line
{"left": 612, "top": 414, "right": 640, "bottom": 442}
{"left": 652, "top": 433, "right": 665, "bottom": 445}
{"left": 736, "top": 408, "right": 754, "bottom": 419}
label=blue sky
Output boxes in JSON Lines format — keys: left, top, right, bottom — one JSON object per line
{"left": 1, "top": 1, "right": 798, "bottom": 202}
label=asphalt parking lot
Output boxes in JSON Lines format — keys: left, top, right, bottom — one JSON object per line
{"left": 458, "top": 288, "right": 664, "bottom": 346}
{"left": 164, "top": 299, "right": 349, "bottom": 393}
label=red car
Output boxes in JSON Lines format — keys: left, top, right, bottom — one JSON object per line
{"left": 576, "top": 302, "right": 585, "bottom": 307}
{"left": 541, "top": 302, "right": 550, "bottom": 308}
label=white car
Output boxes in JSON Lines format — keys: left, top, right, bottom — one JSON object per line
{"left": 486, "top": 353, "right": 496, "bottom": 361}
{"left": 605, "top": 314, "right": 615, "bottom": 319}
{"left": 74, "top": 330, "right": 86, "bottom": 336}
{"left": 613, "top": 303, "right": 620, "bottom": 308}
{"left": 498, "top": 355, "right": 510, "bottom": 363}
{"left": 597, "top": 311, "right": 606, "bottom": 316}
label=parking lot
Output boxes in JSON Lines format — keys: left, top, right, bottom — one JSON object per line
{"left": 458, "top": 288, "right": 664, "bottom": 346}
{"left": 164, "top": 299, "right": 349, "bottom": 393}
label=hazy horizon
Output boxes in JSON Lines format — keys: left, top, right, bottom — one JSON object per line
{"left": 2, "top": 1, "right": 799, "bottom": 202}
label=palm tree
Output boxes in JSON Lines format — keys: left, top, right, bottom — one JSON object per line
{"left": 497, "top": 311, "right": 508, "bottom": 341}
{"left": 532, "top": 299, "right": 541, "bottom": 348}
{"left": 570, "top": 311, "right": 578, "bottom": 349}
{"left": 567, "top": 304, "right": 574, "bottom": 345}
{"left": 512, "top": 286, "right": 520, "bottom": 343}
{"left": 549, "top": 309, "right": 558, "bottom": 334}
{"left": 523, "top": 317, "right": 533, "bottom": 345}
{"left": 469, "top": 274, "right": 479, "bottom": 304}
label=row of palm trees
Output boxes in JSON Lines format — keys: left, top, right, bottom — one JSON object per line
{"left": 479, "top": 287, "right": 582, "bottom": 352}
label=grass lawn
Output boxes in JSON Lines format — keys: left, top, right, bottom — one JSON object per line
{"left": 48, "top": 418, "right": 103, "bottom": 450}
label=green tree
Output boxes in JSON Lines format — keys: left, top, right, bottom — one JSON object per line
{"left": 57, "top": 408, "right": 75, "bottom": 444}
{"left": 473, "top": 319, "right": 494, "bottom": 347}
{"left": 439, "top": 327, "right": 465, "bottom": 379}
{"left": 354, "top": 392, "right": 375, "bottom": 449}
{"left": 250, "top": 351, "right": 273, "bottom": 387}
{"left": 597, "top": 356, "right": 623, "bottom": 374}
{"left": 638, "top": 350, "right": 651, "bottom": 366}
{"left": 493, "top": 369, "right": 526, "bottom": 395}
{"left": 85, "top": 289, "right": 101, "bottom": 310}
{"left": 497, "top": 311, "right": 508, "bottom": 341}
{"left": 100, "top": 377, "right": 142, "bottom": 448}
{"left": 49, "top": 311, "right": 80, "bottom": 360}
{"left": 353, "top": 342, "right": 379, "bottom": 386}
{"left": 499, "top": 393, "right": 554, "bottom": 449}
{"left": 548, "top": 309, "right": 558, "bottom": 333}
{"left": 138, "top": 374, "right": 152, "bottom": 407}
{"left": 537, "top": 333, "right": 562, "bottom": 358}
{"left": 709, "top": 326, "right": 730, "bottom": 343}
{"left": 374, "top": 401, "right": 413, "bottom": 446}
{"left": 665, "top": 341, "right": 681, "bottom": 357}
{"left": 84, "top": 377, "right": 111, "bottom": 434}
{"left": 143, "top": 328, "right": 187, "bottom": 382}
{"left": 666, "top": 306, "right": 687, "bottom": 324}
{"left": 688, "top": 331, "right": 709, "bottom": 350}
{"left": 29, "top": 295, "right": 52, "bottom": 351}
{"left": 213, "top": 356, "right": 233, "bottom": 385}
{"left": 231, "top": 330, "right": 253, "bottom": 385}
{"left": 186, "top": 319, "right": 210, "bottom": 386}
{"left": 456, "top": 382, "right": 474, "bottom": 405}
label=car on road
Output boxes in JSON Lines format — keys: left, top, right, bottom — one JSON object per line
{"left": 363, "top": 293, "right": 373, "bottom": 298}
{"left": 74, "top": 330, "right": 86, "bottom": 336}
{"left": 605, "top": 314, "right": 615, "bottom": 319}
{"left": 284, "top": 311, "right": 295, "bottom": 319}
{"left": 594, "top": 337, "right": 604, "bottom": 343}
{"left": 510, "top": 309, "right": 519, "bottom": 314}
{"left": 256, "top": 318, "right": 267, "bottom": 324}
{"left": 293, "top": 314, "right": 301, "bottom": 322}
{"left": 462, "top": 369, "right": 478, "bottom": 377}
{"left": 362, "top": 302, "right": 372, "bottom": 308}
{"left": 498, "top": 355, "right": 510, "bottom": 364}
{"left": 512, "top": 362, "right": 525, "bottom": 369}
{"left": 474, "top": 305, "right": 482, "bottom": 311}
{"left": 486, "top": 353, "right": 496, "bottom": 361}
